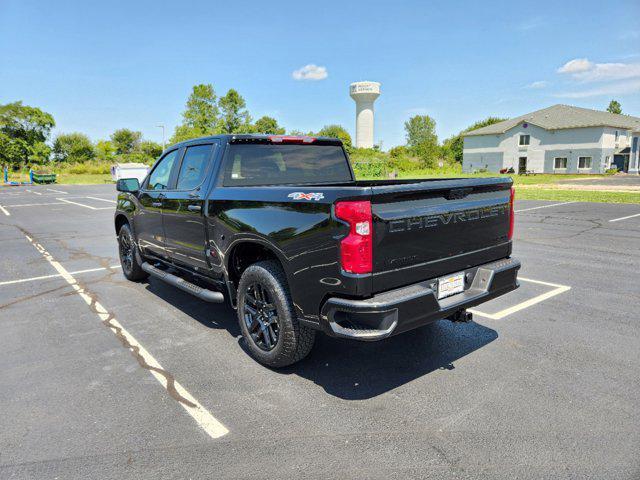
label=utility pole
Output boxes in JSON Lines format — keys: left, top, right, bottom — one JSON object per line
{"left": 157, "top": 125, "right": 166, "bottom": 151}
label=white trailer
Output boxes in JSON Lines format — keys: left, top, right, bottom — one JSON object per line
{"left": 110, "top": 163, "right": 149, "bottom": 183}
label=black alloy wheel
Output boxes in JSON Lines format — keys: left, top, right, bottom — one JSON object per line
{"left": 119, "top": 229, "right": 134, "bottom": 275}
{"left": 243, "top": 282, "right": 280, "bottom": 351}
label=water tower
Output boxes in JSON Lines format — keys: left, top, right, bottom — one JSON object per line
{"left": 350, "top": 81, "right": 381, "bottom": 149}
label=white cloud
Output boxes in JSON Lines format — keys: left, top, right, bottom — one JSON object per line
{"left": 525, "top": 80, "right": 549, "bottom": 89}
{"left": 292, "top": 64, "right": 328, "bottom": 81}
{"left": 553, "top": 79, "right": 640, "bottom": 98}
{"left": 558, "top": 58, "right": 593, "bottom": 74}
{"left": 555, "top": 57, "right": 640, "bottom": 97}
{"left": 572, "top": 62, "right": 640, "bottom": 82}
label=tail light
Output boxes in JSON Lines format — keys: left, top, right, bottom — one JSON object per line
{"left": 335, "top": 200, "right": 372, "bottom": 274}
{"left": 508, "top": 187, "right": 515, "bottom": 240}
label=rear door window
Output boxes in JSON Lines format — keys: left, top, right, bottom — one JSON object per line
{"left": 222, "top": 144, "right": 352, "bottom": 186}
{"left": 176, "top": 145, "right": 213, "bottom": 190}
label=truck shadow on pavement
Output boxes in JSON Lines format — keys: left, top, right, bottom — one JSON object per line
{"left": 144, "top": 280, "right": 497, "bottom": 400}
{"left": 283, "top": 320, "right": 498, "bottom": 400}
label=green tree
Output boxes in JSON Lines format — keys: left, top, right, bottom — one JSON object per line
{"left": 253, "top": 116, "right": 285, "bottom": 135}
{"left": 171, "top": 84, "right": 221, "bottom": 143}
{"left": 110, "top": 128, "right": 142, "bottom": 154}
{"left": 405, "top": 115, "right": 437, "bottom": 148}
{"left": 404, "top": 115, "right": 439, "bottom": 166}
{"left": 443, "top": 116, "right": 507, "bottom": 163}
{"left": 607, "top": 100, "right": 622, "bottom": 114}
{"left": 316, "top": 124, "right": 353, "bottom": 151}
{"left": 218, "top": 89, "right": 252, "bottom": 133}
{"left": 95, "top": 140, "right": 116, "bottom": 161}
{"left": 0, "top": 101, "right": 55, "bottom": 167}
{"left": 139, "top": 140, "right": 163, "bottom": 160}
{"left": 52, "top": 132, "right": 95, "bottom": 163}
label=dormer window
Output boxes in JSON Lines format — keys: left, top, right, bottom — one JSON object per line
{"left": 519, "top": 134, "right": 530, "bottom": 146}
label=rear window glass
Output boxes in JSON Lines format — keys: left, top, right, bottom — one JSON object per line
{"left": 222, "top": 144, "right": 352, "bottom": 186}
{"left": 176, "top": 144, "right": 212, "bottom": 190}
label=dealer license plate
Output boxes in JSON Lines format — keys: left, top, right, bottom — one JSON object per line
{"left": 437, "top": 272, "right": 465, "bottom": 299}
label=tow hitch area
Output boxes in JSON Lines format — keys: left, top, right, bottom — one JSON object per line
{"left": 447, "top": 310, "right": 473, "bottom": 323}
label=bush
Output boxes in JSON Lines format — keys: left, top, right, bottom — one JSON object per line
{"left": 388, "top": 145, "right": 409, "bottom": 158}
{"left": 55, "top": 160, "right": 111, "bottom": 175}
{"left": 352, "top": 161, "right": 385, "bottom": 178}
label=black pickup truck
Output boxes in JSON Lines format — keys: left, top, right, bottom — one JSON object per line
{"left": 115, "top": 134, "right": 520, "bottom": 367}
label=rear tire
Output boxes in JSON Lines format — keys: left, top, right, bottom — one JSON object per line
{"left": 118, "top": 223, "right": 149, "bottom": 282}
{"left": 237, "top": 260, "right": 315, "bottom": 367}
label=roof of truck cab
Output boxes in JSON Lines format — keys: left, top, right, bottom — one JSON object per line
{"left": 168, "top": 134, "right": 343, "bottom": 150}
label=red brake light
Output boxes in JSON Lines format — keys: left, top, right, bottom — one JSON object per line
{"left": 508, "top": 187, "right": 515, "bottom": 240}
{"left": 268, "top": 135, "right": 316, "bottom": 144}
{"left": 335, "top": 200, "right": 372, "bottom": 274}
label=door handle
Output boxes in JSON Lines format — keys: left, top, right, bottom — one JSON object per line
{"left": 188, "top": 205, "right": 202, "bottom": 212}
{"left": 151, "top": 202, "right": 163, "bottom": 207}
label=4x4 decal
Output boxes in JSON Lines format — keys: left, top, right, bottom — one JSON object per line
{"left": 287, "top": 192, "right": 324, "bottom": 201}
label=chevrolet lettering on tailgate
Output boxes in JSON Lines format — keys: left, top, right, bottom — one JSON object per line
{"left": 388, "top": 204, "right": 509, "bottom": 233}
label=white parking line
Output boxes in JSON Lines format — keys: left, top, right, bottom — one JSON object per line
{"left": 56, "top": 197, "right": 112, "bottom": 210}
{"left": 26, "top": 189, "right": 42, "bottom": 196}
{"left": 609, "top": 212, "right": 640, "bottom": 223}
{"left": 23, "top": 234, "right": 229, "bottom": 439}
{"left": 469, "top": 277, "right": 571, "bottom": 320}
{"left": 515, "top": 201, "right": 576, "bottom": 213}
{"left": 47, "top": 188, "right": 68, "bottom": 194}
{"left": 2, "top": 202, "right": 67, "bottom": 208}
{"left": 0, "top": 265, "right": 121, "bottom": 286}
{"left": 0, "top": 205, "right": 9, "bottom": 216}
{"left": 85, "top": 196, "right": 117, "bottom": 204}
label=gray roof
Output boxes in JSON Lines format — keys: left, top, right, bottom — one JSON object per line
{"left": 464, "top": 104, "right": 640, "bottom": 136}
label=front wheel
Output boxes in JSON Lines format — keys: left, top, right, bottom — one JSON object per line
{"left": 118, "top": 223, "right": 149, "bottom": 282}
{"left": 237, "top": 260, "right": 315, "bottom": 367}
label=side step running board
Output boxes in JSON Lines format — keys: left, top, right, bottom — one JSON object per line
{"left": 141, "top": 262, "right": 224, "bottom": 303}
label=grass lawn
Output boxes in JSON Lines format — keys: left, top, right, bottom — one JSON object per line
{"left": 3, "top": 172, "right": 113, "bottom": 185}
{"left": 56, "top": 173, "right": 113, "bottom": 184}
{"left": 361, "top": 170, "right": 638, "bottom": 204}
{"left": 515, "top": 187, "right": 640, "bottom": 204}
{"left": 392, "top": 170, "right": 608, "bottom": 186}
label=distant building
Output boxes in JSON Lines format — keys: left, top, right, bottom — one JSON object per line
{"left": 462, "top": 104, "right": 640, "bottom": 174}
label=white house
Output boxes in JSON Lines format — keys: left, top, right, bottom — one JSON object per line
{"left": 462, "top": 104, "right": 640, "bottom": 174}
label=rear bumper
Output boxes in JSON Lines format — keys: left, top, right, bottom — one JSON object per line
{"left": 319, "top": 257, "right": 520, "bottom": 341}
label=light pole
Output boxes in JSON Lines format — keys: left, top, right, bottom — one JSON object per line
{"left": 156, "top": 124, "right": 166, "bottom": 151}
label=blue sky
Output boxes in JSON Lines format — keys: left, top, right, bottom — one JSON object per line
{"left": 1, "top": 0, "right": 639, "bottom": 148}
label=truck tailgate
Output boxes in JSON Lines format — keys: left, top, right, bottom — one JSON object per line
{"left": 368, "top": 178, "right": 513, "bottom": 293}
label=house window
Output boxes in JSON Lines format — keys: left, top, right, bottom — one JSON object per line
{"left": 519, "top": 134, "right": 530, "bottom": 146}
{"left": 554, "top": 157, "right": 568, "bottom": 169}
{"left": 578, "top": 156, "right": 592, "bottom": 169}
{"left": 615, "top": 130, "right": 619, "bottom": 141}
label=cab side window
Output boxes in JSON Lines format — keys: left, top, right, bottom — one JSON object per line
{"left": 147, "top": 150, "right": 179, "bottom": 190}
{"left": 176, "top": 144, "right": 212, "bottom": 190}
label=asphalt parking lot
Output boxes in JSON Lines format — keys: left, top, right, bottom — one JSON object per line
{"left": 1, "top": 184, "right": 639, "bottom": 479}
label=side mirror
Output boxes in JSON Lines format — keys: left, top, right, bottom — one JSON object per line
{"left": 116, "top": 178, "right": 140, "bottom": 193}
